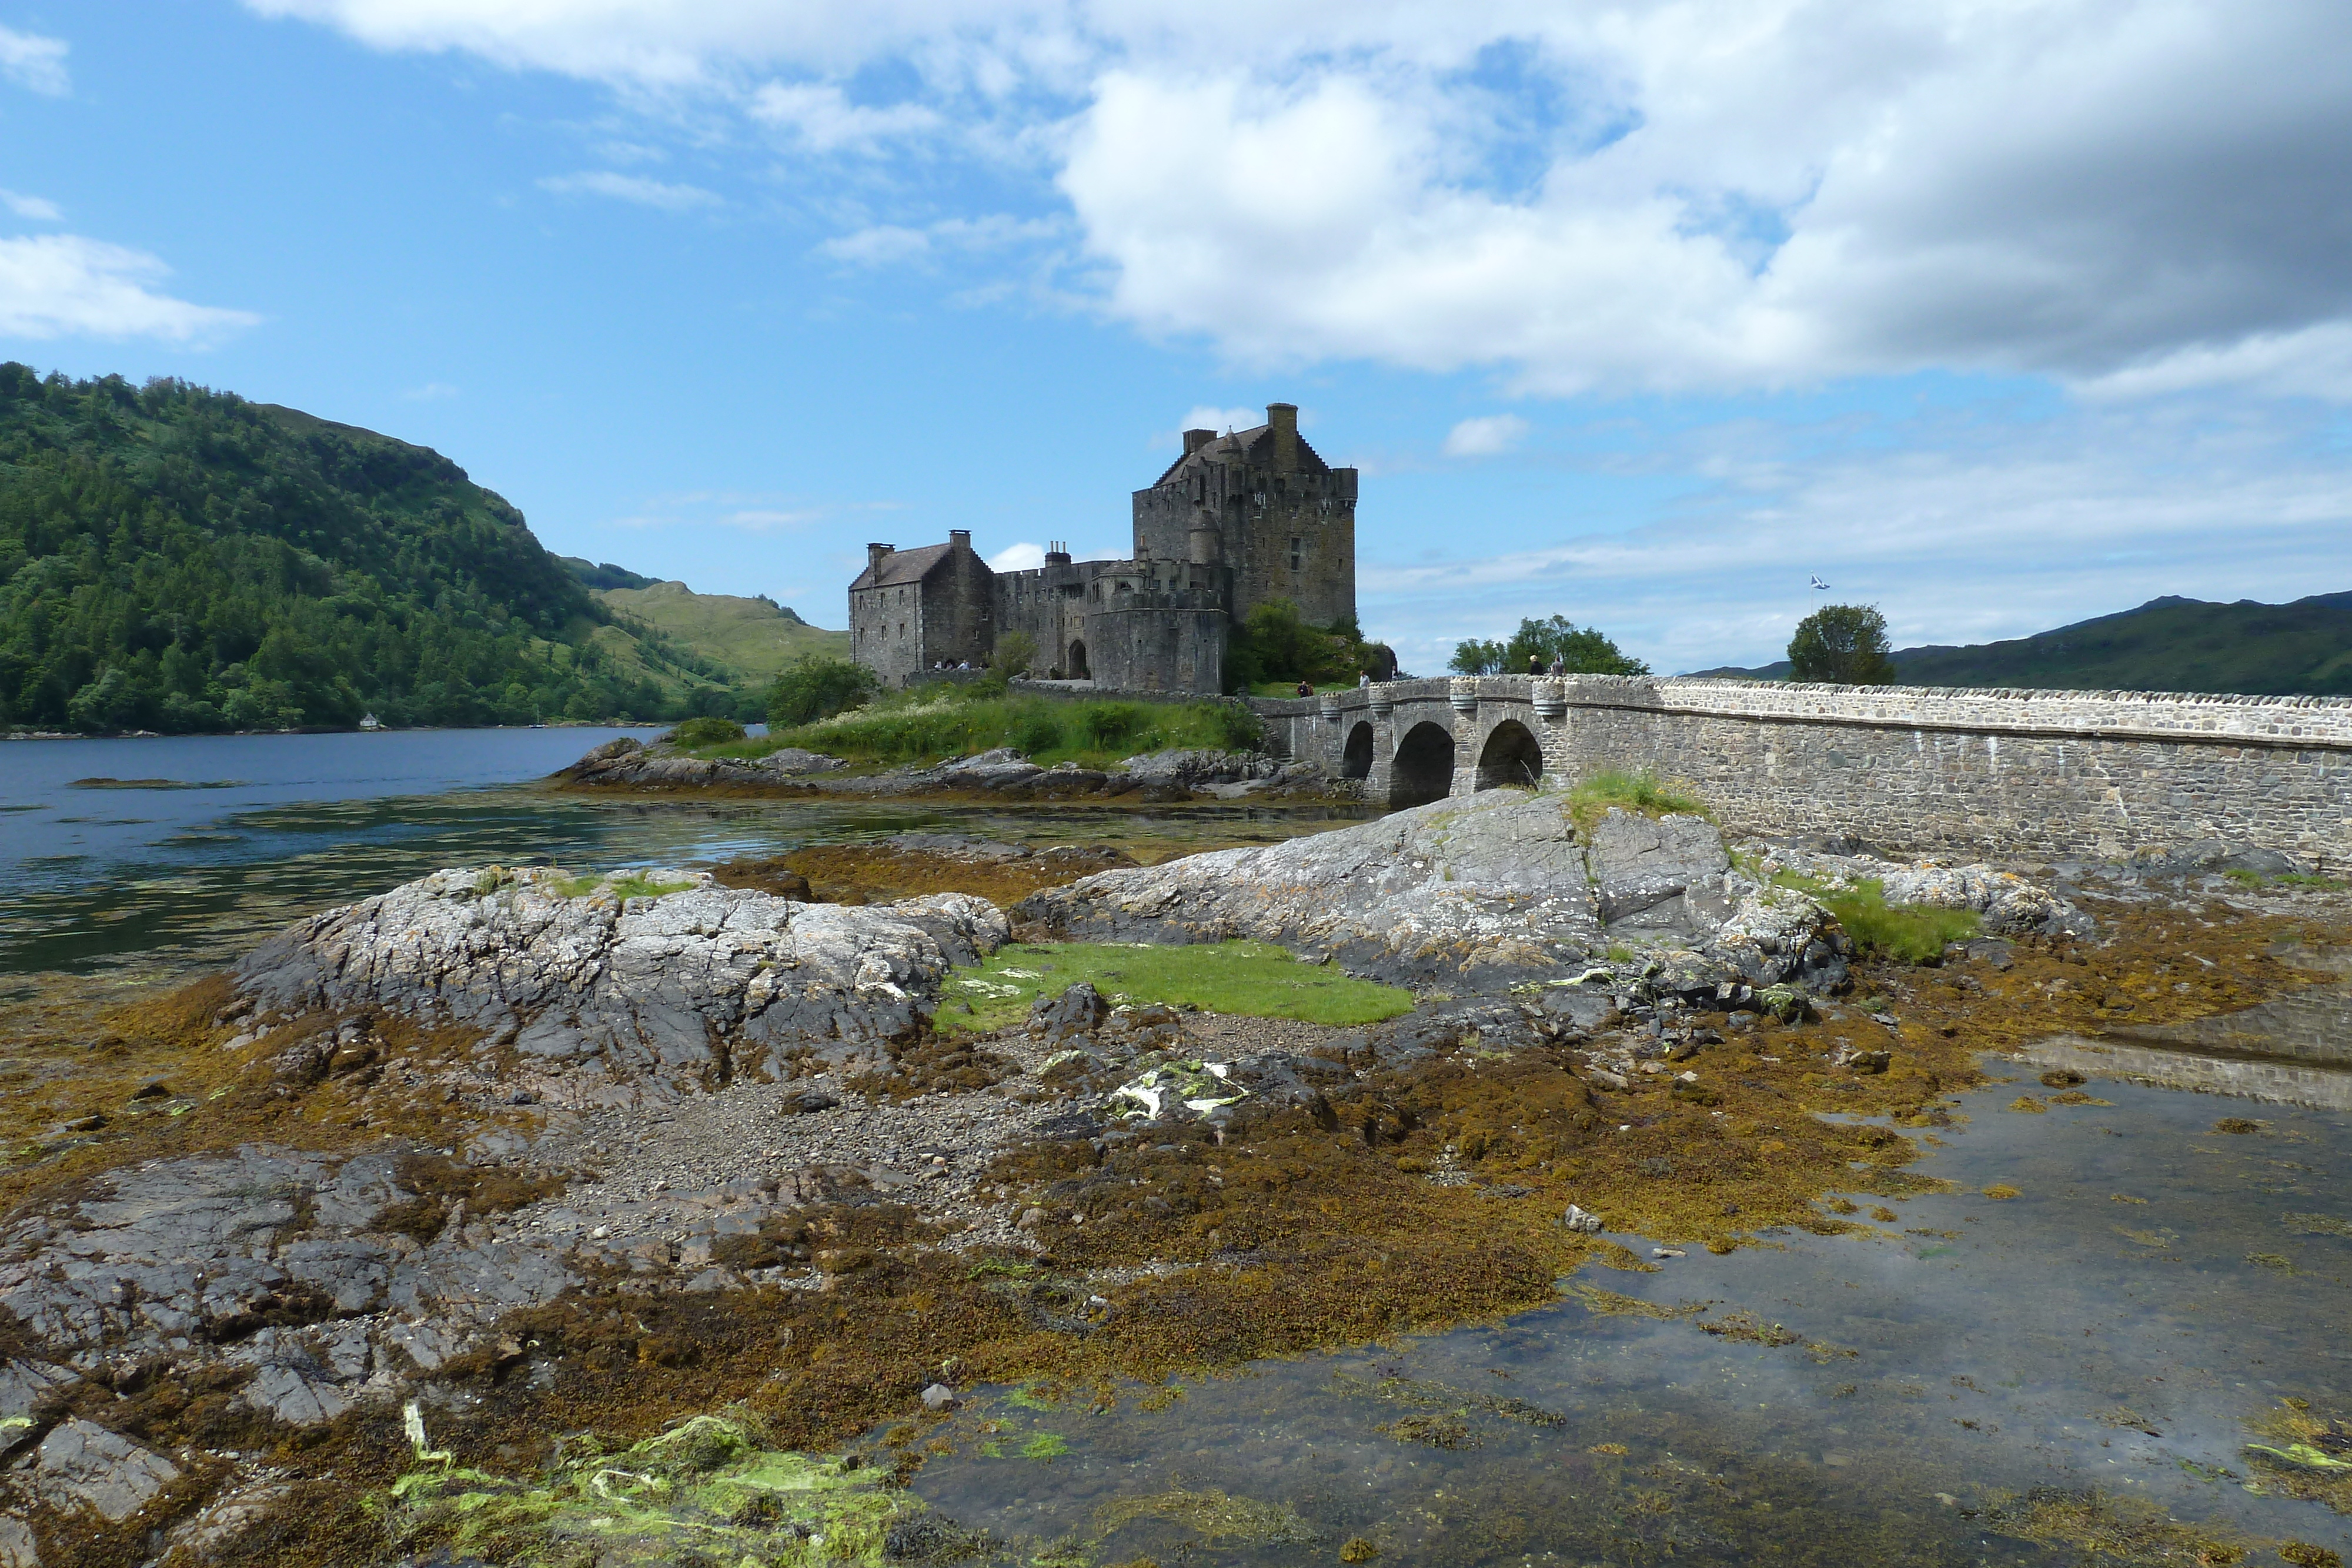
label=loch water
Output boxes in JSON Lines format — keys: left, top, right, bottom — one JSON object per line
{"left": 913, "top": 1058, "right": 2352, "bottom": 1564}
{"left": 0, "top": 727, "right": 1371, "bottom": 984}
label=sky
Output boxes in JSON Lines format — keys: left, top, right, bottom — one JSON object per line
{"left": 4, "top": 1, "right": 2351, "bottom": 676}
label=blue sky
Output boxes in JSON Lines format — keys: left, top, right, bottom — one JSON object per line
{"left": 5, "top": 1, "right": 2351, "bottom": 675}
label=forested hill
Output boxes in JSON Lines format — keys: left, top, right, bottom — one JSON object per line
{"left": 0, "top": 365, "right": 734, "bottom": 733}
{"left": 1688, "top": 592, "right": 2352, "bottom": 695}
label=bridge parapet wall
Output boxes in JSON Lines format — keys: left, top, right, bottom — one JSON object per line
{"left": 1255, "top": 677, "right": 2352, "bottom": 866}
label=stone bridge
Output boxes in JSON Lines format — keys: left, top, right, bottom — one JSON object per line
{"left": 1252, "top": 675, "right": 2352, "bottom": 867}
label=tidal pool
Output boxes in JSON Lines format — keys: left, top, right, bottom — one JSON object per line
{"left": 908, "top": 1063, "right": 2352, "bottom": 1565}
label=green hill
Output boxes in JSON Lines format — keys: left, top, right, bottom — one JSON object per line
{"left": 593, "top": 580, "right": 848, "bottom": 684}
{"left": 0, "top": 365, "right": 752, "bottom": 733}
{"left": 1685, "top": 593, "right": 2352, "bottom": 694}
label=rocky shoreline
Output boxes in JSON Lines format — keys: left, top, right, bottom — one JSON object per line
{"left": 554, "top": 736, "right": 1342, "bottom": 803}
{"left": 0, "top": 785, "right": 2343, "bottom": 1565}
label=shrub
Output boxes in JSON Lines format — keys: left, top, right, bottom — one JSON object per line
{"left": 1013, "top": 710, "right": 1063, "bottom": 755}
{"left": 766, "top": 657, "right": 878, "bottom": 728}
{"left": 1786, "top": 875, "right": 1980, "bottom": 965}
{"left": 1078, "top": 703, "right": 1145, "bottom": 750}
{"left": 665, "top": 716, "right": 746, "bottom": 749}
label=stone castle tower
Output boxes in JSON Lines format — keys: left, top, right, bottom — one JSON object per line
{"left": 848, "top": 403, "right": 1357, "bottom": 693}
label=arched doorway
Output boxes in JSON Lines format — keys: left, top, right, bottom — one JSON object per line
{"left": 1475, "top": 720, "right": 1544, "bottom": 791}
{"left": 1389, "top": 721, "right": 1455, "bottom": 808}
{"left": 1341, "top": 721, "right": 1374, "bottom": 781}
{"left": 1067, "top": 640, "right": 1090, "bottom": 680}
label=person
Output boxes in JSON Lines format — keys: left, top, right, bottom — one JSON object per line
{"left": 1528, "top": 652, "right": 1544, "bottom": 677}
{"left": 1549, "top": 656, "right": 1566, "bottom": 677}
{"left": 1295, "top": 678, "right": 1314, "bottom": 698}
{"left": 1357, "top": 669, "right": 1370, "bottom": 687}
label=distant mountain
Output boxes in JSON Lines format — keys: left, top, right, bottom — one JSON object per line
{"left": 0, "top": 366, "right": 750, "bottom": 733}
{"left": 1683, "top": 593, "right": 2352, "bottom": 694}
{"left": 594, "top": 580, "right": 847, "bottom": 683}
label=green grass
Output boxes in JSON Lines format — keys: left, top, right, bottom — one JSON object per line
{"left": 2224, "top": 868, "right": 2345, "bottom": 890}
{"left": 594, "top": 581, "right": 850, "bottom": 683}
{"left": 1566, "top": 768, "right": 1713, "bottom": 835}
{"left": 549, "top": 871, "right": 695, "bottom": 901}
{"left": 938, "top": 941, "right": 1415, "bottom": 1032}
{"left": 703, "top": 693, "right": 1262, "bottom": 770}
{"left": 1779, "top": 873, "right": 1979, "bottom": 964}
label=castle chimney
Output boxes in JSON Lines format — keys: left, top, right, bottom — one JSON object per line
{"left": 1267, "top": 402, "right": 1298, "bottom": 471}
{"left": 1182, "top": 428, "right": 1216, "bottom": 456}
{"left": 949, "top": 529, "right": 971, "bottom": 550}
{"left": 866, "top": 542, "right": 894, "bottom": 576}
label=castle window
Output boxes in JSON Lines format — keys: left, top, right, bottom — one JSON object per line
{"left": 1289, "top": 536, "right": 1304, "bottom": 571}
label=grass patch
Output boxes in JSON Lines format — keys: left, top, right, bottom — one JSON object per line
{"left": 2226, "top": 868, "right": 2345, "bottom": 890}
{"left": 1777, "top": 873, "right": 1980, "bottom": 965}
{"left": 607, "top": 873, "right": 695, "bottom": 902}
{"left": 939, "top": 941, "right": 1415, "bottom": 1032}
{"left": 696, "top": 691, "right": 1262, "bottom": 770}
{"left": 1566, "top": 768, "right": 1712, "bottom": 835}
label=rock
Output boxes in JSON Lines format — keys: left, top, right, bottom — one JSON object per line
{"left": 1759, "top": 841, "right": 2092, "bottom": 939}
{"left": 1586, "top": 809, "right": 1733, "bottom": 934}
{"left": 920, "top": 1383, "right": 957, "bottom": 1412}
{"left": 29, "top": 1419, "right": 179, "bottom": 1522}
{"left": 232, "top": 867, "right": 1011, "bottom": 1095}
{"left": 1111, "top": 1061, "right": 1248, "bottom": 1124}
{"left": 1030, "top": 982, "right": 1109, "bottom": 1042}
{"left": 2133, "top": 839, "right": 2311, "bottom": 880}
{"left": 782, "top": 1088, "right": 842, "bottom": 1116}
{"left": 1021, "top": 790, "right": 1842, "bottom": 995}
{"left": 758, "top": 748, "right": 846, "bottom": 775}
{"left": 1561, "top": 1205, "right": 1603, "bottom": 1233}
{"left": 1015, "top": 1208, "right": 1047, "bottom": 1231}
{"left": 0, "top": 1514, "right": 34, "bottom": 1568}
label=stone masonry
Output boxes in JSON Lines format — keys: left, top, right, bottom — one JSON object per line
{"left": 1255, "top": 676, "right": 2352, "bottom": 867}
{"left": 848, "top": 403, "right": 1357, "bottom": 694}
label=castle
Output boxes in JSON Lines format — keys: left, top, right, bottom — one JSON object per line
{"left": 848, "top": 402, "right": 1357, "bottom": 693}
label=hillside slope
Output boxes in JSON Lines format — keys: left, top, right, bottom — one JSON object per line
{"left": 593, "top": 580, "right": 847, "bottom": 683}
{"left": 1686, "top": 592, "right": 2352, "bottom": 694}
{"left": 0, "top": 366, "right": 743, "bottom": 732}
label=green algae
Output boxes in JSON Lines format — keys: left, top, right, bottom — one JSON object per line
{"left": 385, "top": 1412, "right": 920, "bottom": 1566}
{"left": 1093, "top": 1486, "right": 1317, "bottom": 1548}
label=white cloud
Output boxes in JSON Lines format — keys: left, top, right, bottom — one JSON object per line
{"left": 401, "top": 381, "right": 459, "bottom": 400}
{"left": 748, "top": 82, "right": 938, "bottom": 152}
{"left": 0, "top": 235, "right": 258, "bottom": 344}
{"left": 538, "top": 170, "right": 721, "bottom": 211}
{"left": 719, "top": 509, "right": 823, "bottom": 530}
{"left": 0, "top": 24, "right": 68, "bottom": 96}
{"left": 250, "top": 2, "right": 2352, "bottom": 399}
{"left": 820, "top": 213, "right": 1062, "bottom": 268}
{"left": 988, "top": 541, "right": 1045, "bottom": 570}
{"left": 1359, "top": 403, "right": 2352, "bottom": 676}
{"left": 1443, "top": 414, "right": 1526, "bottom": 457}
{"left": 0, "top": 189, "right": 62, "bottom": 222}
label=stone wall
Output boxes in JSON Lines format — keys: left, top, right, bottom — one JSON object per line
{"left": 1257, "top": 677, "right": 2352, "bottom": 867}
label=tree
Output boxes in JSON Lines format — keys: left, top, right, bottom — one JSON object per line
{"left": 1451, "top": 617, "right": 1649, "bottom": 677}
{"left": 765, "top": 656, "right": 878, "bottom": 728}
{"left": 991, "top": 630, "right": 1037, "bottom": 679}
{"left": 1788, "top": 603, "right": 1897, "bottom": 685}
{"left": 1449, "top": 638, "right": 1508, "bottom": 676}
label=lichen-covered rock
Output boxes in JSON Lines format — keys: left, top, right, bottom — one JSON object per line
{"left": 1018, "top": 791, "right": 1607, "bottom": 987}
{"left": 1756, "top": 844, "right": 2092, "bottom": 938}
{"left": 233, "top": 867, "right": 1010, "bottom": 1096}
{"left": 1018, "top": 791, "right": 1839, "bottom": 994}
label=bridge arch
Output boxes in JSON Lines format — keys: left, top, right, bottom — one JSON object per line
{"left": 1390, "top": 721, "right": 1456, "bottom": 808}
{"left": 1341, "top": 720, "right": 1374, "bottom": 781}
{"left": 1475, "top": 718, "right": 1544, "bottom": 791}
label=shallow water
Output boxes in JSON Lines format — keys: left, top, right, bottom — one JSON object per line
{"left": 0, "top": 728, "right": 1369, "bottom": 982}
{"left": 911, "top": 1067, "right": 2352, "bottom": 1564}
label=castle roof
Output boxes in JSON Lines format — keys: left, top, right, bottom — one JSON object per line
{"left": 1147, "top": 423, "right": 1336, "bottom": 489}
{"left": 849, "top": 541, "right": 958, "bottom": 591}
